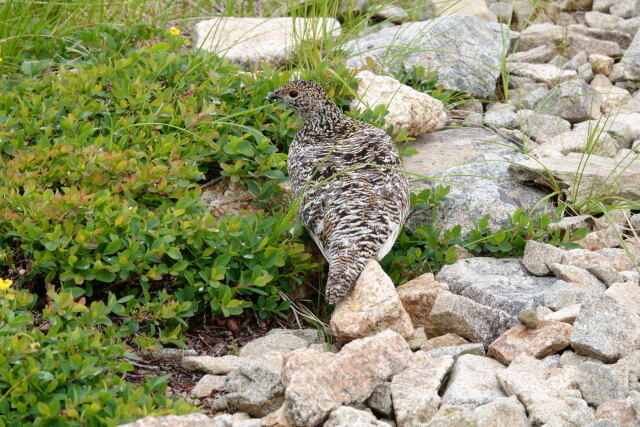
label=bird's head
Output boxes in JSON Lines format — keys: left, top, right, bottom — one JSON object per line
{"left": 267, "top": 80, "right": 333, "bottom": 119}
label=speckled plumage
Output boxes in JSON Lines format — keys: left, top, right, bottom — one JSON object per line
{"left": 268, "top": 80, "right": 409, "bottom": 303}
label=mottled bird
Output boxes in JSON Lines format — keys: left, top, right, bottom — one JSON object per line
{"left": 268, "top": 80, "right": 409, "bottom": 303}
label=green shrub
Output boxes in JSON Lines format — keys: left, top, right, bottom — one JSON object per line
{"left": 0, "top": 285, "right": 195, "bottom": 426}
{"left": 382, "top": 188, "right": 588, "bottom": 284}
{"left": 0, "top": 43, "right": 362, "bottom": 320}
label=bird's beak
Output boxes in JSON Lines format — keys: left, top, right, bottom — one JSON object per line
{"left": 267, "top": 92, "right": 278, "bottom": 100}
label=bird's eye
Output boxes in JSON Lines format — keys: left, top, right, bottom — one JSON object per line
{"left": 288, "top": 90, "right": 299, "bottom": 98}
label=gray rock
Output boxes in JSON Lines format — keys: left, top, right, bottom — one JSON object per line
{"left": 265, "top": 328, "right": 322, "bottom": 345}
{"left": 577, "top": 361, "right": 629, "bottom": 406}
{"left": 207, "top": 396, "right": 228, "bottom": 412}
{"left": 180, "top": 355, "right": 242, "bottom": 375}
{"left": 403, "top": 127, "right": 517, "bottom": 176}
{"left": 559, "top": 349, "right": 600, "bottom": 367}
{"left": 571, "top": 294, "right": 640, "bottom": 362}
{"left": 543, "top": 280, "right": 592, "bottom": 310}
{"left": 191, "top": 374, "right": 226, "bottom": 398}
{"left": 437, "top": 257, "right": 560, "bottom": 317}
{"left": 537, "top": 79, "right": 602, "bottom": 123}
{"left": 549, "top": 215, "right": 598, "bottom": 234}
{"left": 632, "top": 213, "right": 640, "bottom": 232}
{"left": 621, "top": 30, "right": 640, "bottom": 72}
{"left": 610, "top": 0, "right": 640, "bottom": 18}
{"left": 239, "top": 333, "right": 308, "bottom": 358}
{"left": 391, "top": 354, "right": 454, "bottom": 426}
{"left": 473, "top": 396, "right": 529, "bottom": 427}
{"left": 148, "top": 348, "right": 198, "bottom": 362}
{"left": 516, "top": 109, "right": 571, "bottom": 141}
{"left": 429, "top": 292, "right": 512, "bottom": 346}
{"left": 585, "top": 11, "right": 624, "bottom": 31}
{"left": 549, "top": 263, "right": 608, "bottom": 293}
{"left": 410, "top": 152, "right": 547, "bottom": 236}
{"left": 232, "top": 419, "right": 263, "bottom": 427}
{"left": 508, "top": 76, "right": 549, "bottom": 91}
{"left": 509, "top": 86, "right": 550, "bottom": 109}
{"left": 578, "top": 62, "right": 594, "bottom": 82}
{"left": 509, "top": 151, "right": 640, "bottom": 205}
{"left": 367, "top": 383, "right": 393, "bottom": 418}
{"left": 484, "top": 103, "right": 518, "bottom": 128}
{"left": 441, "top": 354, "right": 507, "bottom": 408}
{"left": 225, "top": 359, "right": 284, "bottom": 417}
{"left": 425, "top": 343, "right": 485, "bottom": 360}
{"left": 532, "top": 127, "right": 618, "bottom": 158}
{"left": 425, "top": 405, "right": 476, "bottom": 426}
{"left": 517, "top": 23, "right": 564, "bottom": 52}
{"left": 283, "top": 330, "right": 411, "bottom": 427}
{"left": 523, "top": 240, "right": 566, "bottom": 276}
{"left": 508, "top": 45, "right": 556, "bottom": 64}
{"left": 490, "top": 2, "right": 514, "bottom": 24}
{"left": 324, "top": 406, "right": 387, "bottom": 427}
{"left": 621, "top": 16, "right": 640, "bottom": 36}
{"left": 497, "top": 353, "right": 595, "bottom": 425}
{"left": 373, "top": 4, "right": 409, "bottom": 24}
{"left": 407, "top": 327, "right": 428, "bottom": 351}
{"left": 593, "top": 0, "right": 618, "bottom": 13}
{"left": 342, "top": 15, "right": 507, "bottom": 98}
{"left": 567, "top": 32, "right": 623, "bottom": 58}
{"left": 118, "top": 414, "right": 229, "bottom": 427}
{"left": 509, "top": 62, "right": 577, "bottom": 88}
{"left": 629, "top": 390, "right": 640, "bottom": 419}
{"left": 542, "top": 354, "right": 562, "bottom": 368}
{"left": 583, "top": 420, "right": 621, "bottom": 427}
{"left": 569, "top": 24, "right": 632, "bottom": 50}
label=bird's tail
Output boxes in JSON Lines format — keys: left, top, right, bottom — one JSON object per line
{"left": 325, "top": 256, "right": 368, "bottom": 304}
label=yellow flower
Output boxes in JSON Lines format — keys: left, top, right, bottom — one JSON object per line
{"left": 30, "top": 342, "right": 40, "bottom": 351}
{"left": 169, "top": 27, "right": 181, "bottom": 36}
{"left": 0, "top": 58, "right": 3, "bottom": 62}
{"left": 183, "top": 39, "right": 191, "bottom": 45}
{"left": 0, "top": 278, "right": 12, "bottom": 291}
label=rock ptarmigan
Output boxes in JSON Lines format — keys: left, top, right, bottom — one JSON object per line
{"left": 268, "top": 80, "right": 409, "bottom": 303}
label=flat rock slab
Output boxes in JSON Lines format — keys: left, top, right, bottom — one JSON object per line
{"left": 429, "top": 292, "right": 511, "bottom": 346}
{"left": 239, "top": 333, "right": 309, "bottom": 358}
{"left": 391, "top": 354, "right": 454, "bottom": 426}
{"left": 441, "top": 354, "right": 507, "bottom": 409}
{"left": 570, "top": 294, "right": 640, "bottom": 362}
{"left": 409, "top": 152, "right": 547, "bottom": 236}
{"left": 509, "top": 151, "right": 640, "bottom": 204}
{"left": 225, "top": 357, "right": 284, "bottom": 417}
{"left": 436, "top": 257, "right": 560, "bottom": 317}
{"left": 509, "top": 62, "right": 577, "bottom": 88}
{"left": 577, "top": 361, "right": 629, "bottom": 407}
{"left": 180, "top": 355, "right": 242, "bottom": 375}
{"left": 402, "top": 127, "right": 516, "bottom": 176}
{"left": 195, "top": 17, "right": 340, "bottom": 67}
{"left": 487, "top": 320, "right": 572, "bottom": 364}
{"left": 342, "top": 14, "right": 507, "bottom": 98}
